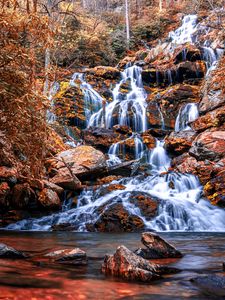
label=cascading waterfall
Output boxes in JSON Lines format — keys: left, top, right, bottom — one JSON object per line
{"left": 175, "top": 103, "right": 199, "bottom": 132}
{"left": 70, "top": 72, "right": 103, "bottom": 125}
{"left": 6, "top": 13, "right": 225, "bottom": 232}
{"left": 89, "top": 65, "right": 147, "bottom": 132}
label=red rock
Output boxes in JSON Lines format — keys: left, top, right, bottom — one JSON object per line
{"left": 191, "top": 107, "right": 225, "bottom": 132}
{"left": 190, "top": 130, "right": 225, "bottom": 161}
{"left": 11, "top": 183, "right": 34, "bottom": 209}
{"left": 135, "top": 232, "right": 182, "bottom": 259}
{"left": 45, "top": 248, "right": 87, "bottom": 265}
{"left": 38, "top": 188, "right": 61, "bottom": 210}
{"left": 48, "top": 145, "right": 106, "bottom": 189}
{"left": 165, "top": 131, "right": 197, "bottom": 155}
{"left": 94, "top": 203, "right": 145, "bottom": 232}
{"left": 102, "top": 245, "right": 178, "bottom": 282}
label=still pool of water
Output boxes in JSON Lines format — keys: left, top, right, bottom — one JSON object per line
{"left": 0, "top": 231, "right": 224, "bottom": 299}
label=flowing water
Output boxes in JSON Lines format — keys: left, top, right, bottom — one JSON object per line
{"left": 5, "top": 14, "right": 225, "bottom": 232}
{"left": 0, "top": 231, "right": 224, "bottom": 300}
{"left": 175, "top": 103, "right": 199, "bottom": 132}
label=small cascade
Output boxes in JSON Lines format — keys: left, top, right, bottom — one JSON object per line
{"left": 107, "top": 142, "right": 122, "bottom": 166}
{"left": 175, "top": 103, "right": 199, "bottom": 132}
{"left": 7, "top": 172, "right": 225, "bottom": 232}
{"left": 70, "top": 72, "right": 103, "bottom": 125}
{"left": 169, "top": 15, "right": 198, "bottom": 45}
{"left": 148, "top": 140, "right": 171, "bottom": 174}
{"left": 89, "top": 65, "right": 147, "bottom": 133}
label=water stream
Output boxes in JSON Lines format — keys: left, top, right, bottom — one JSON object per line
{"left": 6, "top": 14, "right": 225, "bottom": 232}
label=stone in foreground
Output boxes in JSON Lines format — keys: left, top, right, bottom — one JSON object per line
{"left": 135, "top": 232, "right": 182, "bottom": 259}
{"left": 102, "top": 245, "right": 178, "bottom": 282}
{"left": 190, "top": 275, "right": 225, "bottom": 297}
{"left": 45, "top": 248, "right": 87, "bottom": 265}
{"left": 0, "top": 243, "right": 27, "bottom": 259}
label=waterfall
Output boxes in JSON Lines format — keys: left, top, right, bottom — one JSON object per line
{"left": 89, "top": 65, "right": 147, "bottom": 133}
{"left": 70, "top": 72, "right": 103, "bottom": 126}
{"left": 175, "top": 103, "right": 199, "bottom": 132}
{"left": 169, "top": 15, "right": 198, "bottom": 45}
{"left": 5, "top": 13, "right": 225, "bottom": 233}
{"left": 148, "top": 140, "right": 171, "bottom": 174}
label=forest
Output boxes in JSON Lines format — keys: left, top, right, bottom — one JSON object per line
{"left": 0, "top": 0, "right": 225, "bottom": 299}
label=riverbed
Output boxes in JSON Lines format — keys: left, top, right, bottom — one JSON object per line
{"left": 0, "top": 231, "right": 224, "bottom": 299}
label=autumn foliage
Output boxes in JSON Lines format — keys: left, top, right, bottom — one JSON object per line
{"left": 0, "top": 2, "right": 50, "bottom": 177}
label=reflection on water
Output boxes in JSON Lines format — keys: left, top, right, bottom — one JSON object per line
{"left": 0, "top": 232, "right": 224, "bottom": 299}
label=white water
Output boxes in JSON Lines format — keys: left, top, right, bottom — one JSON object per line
{"left": 70, "top": 72, "right": 103, "bottom": 125}
{"left": 89, "top": 65, "right": 147, "bottom": 132}
{"left": 175, "top": 103, "right": 199, "bottom": 132}
{"left": 5, "top": 13, "right": 225, "bottom": 232}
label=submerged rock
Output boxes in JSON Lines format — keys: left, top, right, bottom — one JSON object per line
{"left": 45, "top": 248, "right": 87, "bottom": 265}
{"left": 135, "top": 232, "right": 182, "bottom": 259}
{"left": 102, "top": 245, "right": 178, "bottom": 282}
{"left": 190, "top": 275, "right": 225, "bottom": 297}
{"left": 0, "top": 243, "right": 27, "bottom": 259}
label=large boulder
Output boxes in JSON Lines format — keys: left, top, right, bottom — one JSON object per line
{"left": 135, "top": 232, "right": 182, "bottom": 259}
{"left": 0, "top": 243, "right": 27, "bottom": 259}
{"left": 165, "top": 131, "right": 197, "bottom": 155}
{"left": 102, "top": 245, "right": 178, "bottom": 282}
{"left": 93, "top": 203, "right": 145, "bottom": 232}
{"left": 189, "top": 130, "right": 225, "bottom": 161}
{"left": 191, "top": 107, "right": 225, "bottom": 132}
{"left": 45, "top": 248, "right": 87, "bottom": 265}
{"left": 10, "top": 183, "right": 35, "bottom": 209}
{"left": 47, "top": 146, "right": 106, "bottom": 189}
{"left": 37, "top": 188, "right": 61, "bottom": 210}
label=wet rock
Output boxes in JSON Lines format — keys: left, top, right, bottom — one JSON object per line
{"left": 204, "top": 169, "right": 225, "bottom": 207}
{"left": 0, "top": 182, "right": 10, "bottom": 207}
{"left": 176, "top": 61, "right": 206, "bottom": 81}
{"left": 51, "top": 223, "right": 76, "bottom": 231}
{"left": 190, "top": 275, "right": 225, "bottom": 297}
{"left": 141, "top": 132, "right": 156, "bottom": 149}
{"left": 0, "top": 243, "right": 27, "bottom": 259}
{"left": 0, "top": 210, "right": 30, "bottom": 227}
{"left": 135, "top": 232, "right": 182, "bottom": 259}
{"left": 223, "top": 262, "right": 225, "bottom": 271}
{"left": 42, "top": 180, "right": 64, "bottom": 195}
{"left": 189, "top": 130, "right": 225, "bottom": 161}
{"left": 165, "top": 131, "right": 197, "bottom": 155}
{"left": 38, "top": 188, "right": 61, "bottom": 210}
{"left": 10, "top": 183, "right": 35, "bottom": 209}
{"left": 191, "top": 107, "right": 225, "bottom": 132}
{"left": 175, "top": 45, "right": 201, "bottom": 63}
{"left": 86, "top": 66, "right": 121, "bottom": 80}
{"left": 129, "top": 193, "right": 158, "bottom": 220}
{"left": 94, "top": 203, "right": 145, "bottom": 232}
{"left": 48, "top": 146, "right": 106, "bottom": 189}
{"left": 82, "top": 127, "right": 120, "bottom": 151}
{"left": 113, "top": 125, "right": 132, "bottom": 135}
{"left": 45, "top": 248, "right": 87, "bottom": 265}
{"left": 102, "top": 245, "right": 178, "bottom": 282}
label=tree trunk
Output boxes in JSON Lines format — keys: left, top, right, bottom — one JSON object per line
{"left": 125, "top": 0, "right": 130, "bottom": 48}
